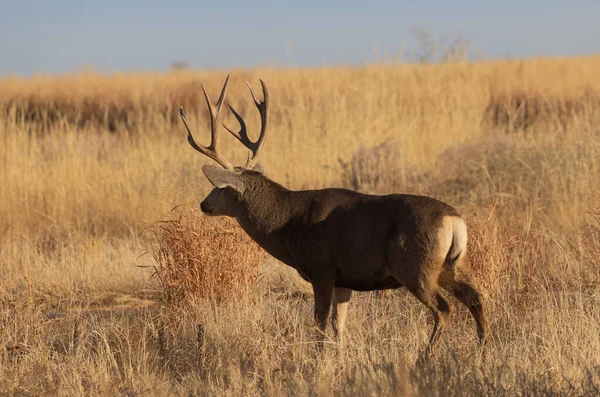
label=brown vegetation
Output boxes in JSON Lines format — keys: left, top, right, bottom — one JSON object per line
{"left": 150, "top": 208, "right": 264, "bottom": 304}
{"left": 1, "top": 56, "right": 600, "bottom": 395}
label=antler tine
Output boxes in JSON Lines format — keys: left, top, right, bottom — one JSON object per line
{"left": 223, "top": 79, "right": 270, "bottom": 169}
{"left": 244, "top": 79, "right": 270, "bottom": 169}
{"left": 246, "top": 81, "right": 263, "bottom": 107}
{"left": 180, "top": 75, "right": 233, "bottom": 170}
{"left": 223, "top": 105, "right": 252, "bottom": 148}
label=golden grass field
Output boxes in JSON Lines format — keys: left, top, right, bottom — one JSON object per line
{"left": 1, "top": 56, "right": 600, "bottom": 396}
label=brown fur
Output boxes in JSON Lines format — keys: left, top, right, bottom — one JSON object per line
{"left": 201, "top": 166, "right": 489, "bottom": 353}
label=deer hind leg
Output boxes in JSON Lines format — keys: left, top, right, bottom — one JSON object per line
{"left": 331, "top": 287, "right": 352, "bottom": 345}
{"left": 446, "top": 278, "right": 489, "bottom": 345}
{"left": 387, "top": 240, "right": 453, "bottom": 355}
{"left": 401, "top": 281, "right": 453, "bottom": 356}
{"left": 423, "top": 288, "right": 452, "bottom": 355}
{"left": 312, "top": 282, "right": 334, "bottom": 348}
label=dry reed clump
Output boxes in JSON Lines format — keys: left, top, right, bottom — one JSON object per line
{"left": 338, "top": 139, "right": 420, "bottom": 194}
{"left": 484, "top": 89, "right": 600, "bottom": 133}
{"left": 151, "top": 207, "right": 264, "bottom": 304}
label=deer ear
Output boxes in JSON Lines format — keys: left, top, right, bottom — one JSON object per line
{"left": 202, "top": 165, "right": 245, "bottom": 193}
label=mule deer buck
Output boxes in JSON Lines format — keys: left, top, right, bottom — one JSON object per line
{"left": 179, "top": 75, "right": 489, "bottom": 354}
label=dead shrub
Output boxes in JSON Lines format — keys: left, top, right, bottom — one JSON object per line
{"left": 150, "top": 207, "right": 264, "bottom": 304}
{"left": 339, "top": 139, "right": 419, "bottom": 194}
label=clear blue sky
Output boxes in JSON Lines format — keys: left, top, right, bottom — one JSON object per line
{"left": 1, "top": 0, "right": 598, "bottom": 76}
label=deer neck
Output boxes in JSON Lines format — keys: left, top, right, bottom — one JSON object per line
{"left": 234, "top": 180, "right": 304, "bottom": 264}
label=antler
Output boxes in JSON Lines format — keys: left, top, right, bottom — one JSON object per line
{"left": 180, "top": 75, "right": 234, "bottom": 170}
{"left": 223, "top": 79, "right": 269, "bottom": 169}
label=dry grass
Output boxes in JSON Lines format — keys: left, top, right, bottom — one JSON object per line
{"left": 150, "top": 207, "right": 264, "bottom": 304}
{"left": 1, "top": 55, "right": 600, "bottom": 395}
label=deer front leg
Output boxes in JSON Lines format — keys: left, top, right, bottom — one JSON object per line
{"left": 312, "top": 282, "right": 334, "bottom": 349}
{"left": 332, "top": 287, "right": 352, "bottom": 345}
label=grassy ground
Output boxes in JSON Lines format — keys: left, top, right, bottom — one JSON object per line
{"left": 1, "top": 56, "right": 600, "bottom": 396}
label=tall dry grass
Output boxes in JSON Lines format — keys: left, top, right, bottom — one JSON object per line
{"left": 1, "top": 55, "right": 600, "bottom": 395}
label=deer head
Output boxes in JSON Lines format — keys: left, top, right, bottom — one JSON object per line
{"left": 179, "top": 75, "right": 270, "bottom": 217}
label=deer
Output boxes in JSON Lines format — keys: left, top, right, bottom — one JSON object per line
{"left": 179, "top": 75, "right": 489, "bottom": 355}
